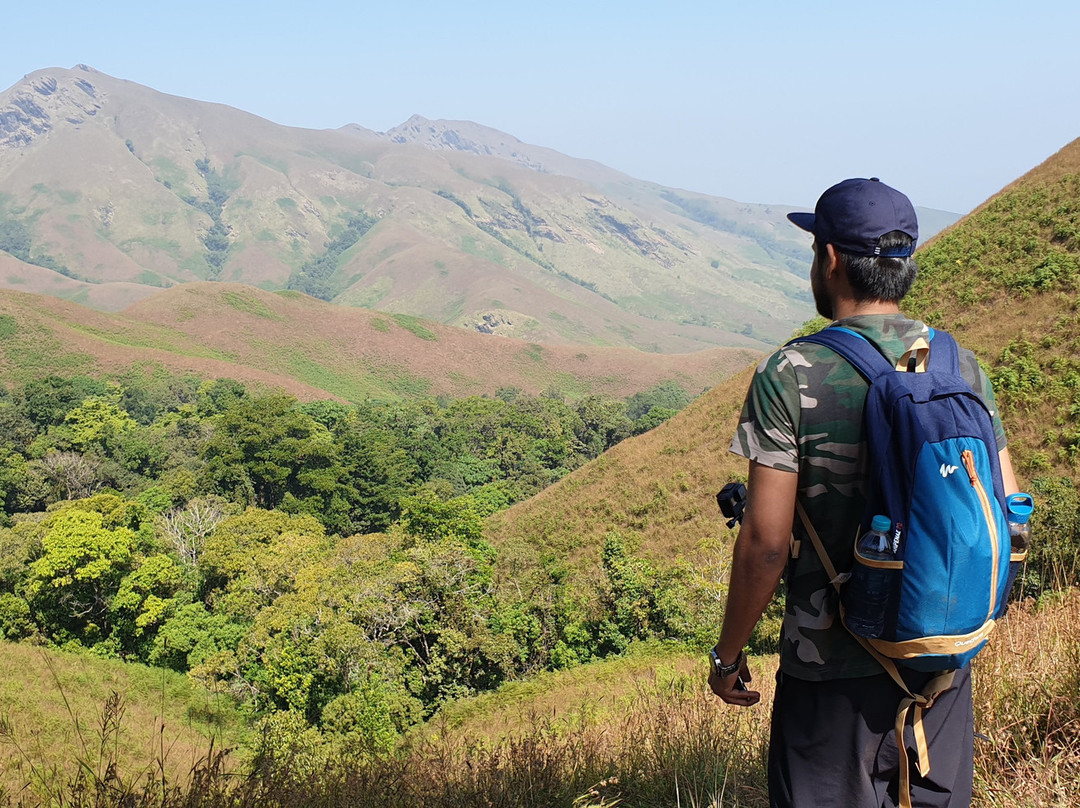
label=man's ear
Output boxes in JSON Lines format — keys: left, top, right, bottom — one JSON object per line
{"left": 822, "top": 243, "right": 842, "bottom": 279}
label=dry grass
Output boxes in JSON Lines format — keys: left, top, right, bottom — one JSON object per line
{"left": 421, "top": 648, "right": 775, "bottom": 749}
{"left": 0, "top": 642, "right": 243, "bottom": 803}
{"left": 971, "top": 590, "right": 1080, "bottom": 807}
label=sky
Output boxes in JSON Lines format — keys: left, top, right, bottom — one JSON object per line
{"left": 3, "top": 0, "right": 1079, "bottom": 214}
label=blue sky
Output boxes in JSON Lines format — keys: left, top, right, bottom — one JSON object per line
{"left": 3, "top": 1, "right": 1078, "bottom": 213}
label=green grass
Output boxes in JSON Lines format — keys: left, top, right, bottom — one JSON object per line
{"left": 234, "top": 151, "right": 289, "bottom": 174}
{"left": 520, "top": 343, "right": 544, "bottom": 363}
{"left": 283, "top": 351, "right": 387, "bottom": 401}
{"left": 135, "top": 271, "right": 169, "bottom": 287}
{"left": 460, "top": 234, "right": 507, "bottom": 267}
{"left": 0, "top": 322, "right": 97, "bottom": 382}
{"left": 221, "top": 291, "right": 283, "bottom": 320}
{"left": 384, "top": 368, "right": 433, "bottom": 397}
{"left": 441, "top": 293, "right": 467, "bottom": 321}
{"left": 150, "top": 156, "right": 187, "bottom": 189}
{"left": 339, "top": 278, "right": 392, "bottom": 308}
{"left": 392, "top": 314, "right": 438, "bottom": 341}
{"left": 178, "top": 254, "right": 209, "bottom": 275}
{"left": 307, "top": 148, "right": 374, "bottom": 178}
{"left": 60, "top": 323, "right": 233, "bottom": 361}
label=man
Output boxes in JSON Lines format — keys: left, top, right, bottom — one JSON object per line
{"left": 707, "top": 178, "right": 1018, "bottom": 807}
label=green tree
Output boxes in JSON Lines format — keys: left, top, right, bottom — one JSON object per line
{"left": 575, "top": 396, "right": 632, "bottom": 457}
{"left": 201, "top": 395, "right": 349, "bottom": 530}
{"left": 18, "top": 376, "right": 109, "bottom": 428}
{"left": 200, "top": 508, "right": 330, "bottom": 620}
{"left": 149, "top": 601, "right": 247, "bottom": 672}
{"left": 0, "top": 592, "right": 34, "bottom": 640}
{"left": 111, "top": 552, "right": 189, "bottom": 657}
{"left": 64, "top": 393, "right": 137, "bottom": 453}
{"left": 23, "top": 510, "right": 135, "bottom": 647}
{"left": 625, "top": 380, "right": 691, "bottom": 421}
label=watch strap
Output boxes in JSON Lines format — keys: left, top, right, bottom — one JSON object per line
{"left": 710, "top": 648, "right": 745, "bottom": 678}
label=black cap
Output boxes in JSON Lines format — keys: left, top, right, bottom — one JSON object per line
{"left": 788, "top": 178, "right": 918, "bottom": 257}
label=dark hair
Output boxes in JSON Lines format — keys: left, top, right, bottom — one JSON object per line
{"left": 837, "top": 230, "right": 918, "bottom": 303}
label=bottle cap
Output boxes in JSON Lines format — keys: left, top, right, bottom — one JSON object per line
{"left": 870, "top": 514, "right": 891, "bottom": 532}
{"left": 1006, "top": 493, "right": 1034, "bottom": 524}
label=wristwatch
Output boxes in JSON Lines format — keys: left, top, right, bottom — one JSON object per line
{"left": 709, "top": 648, "right": 745, "bottom": 678}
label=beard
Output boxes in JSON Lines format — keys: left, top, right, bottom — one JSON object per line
{"left": 811, "top": 265, "right": 834, "bottom": 320}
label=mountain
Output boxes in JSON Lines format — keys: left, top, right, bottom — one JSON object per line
{"left": 0, "top": 65, "right": 814, "bottom": 352}
{"left": 0, "top": 283, "right": 760, "bottom": 401}
{"left": 487, "top": 134, "right": 1080, "bottom": 566}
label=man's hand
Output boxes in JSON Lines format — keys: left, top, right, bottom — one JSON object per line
{"left": 708, "top": 654, "right": 760, "bottom": 706}
{"left": 708, "top": 461, "right": 794, "bottom": 709}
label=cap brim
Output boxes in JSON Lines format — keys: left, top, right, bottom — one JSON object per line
{"left": 787, "top": 211, "right": 815, "bottom": 233}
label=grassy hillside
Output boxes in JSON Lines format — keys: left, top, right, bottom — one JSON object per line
{"left": 0, "top": 284, "right": 761, "bottom": 401}
{"left": 905, "top": 136, "right": 1080, "bottom": 481}
{"left": 0, "top": 641, "right": 244, "bottom": 798}
{"left": 0, "top": 66, "right": 813, "bottom": 351}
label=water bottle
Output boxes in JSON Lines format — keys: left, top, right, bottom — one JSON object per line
{"left": 843, "top": 514, "right": 896, "bottom": 638}
{"left": 1003, "top": 493, "right": 1033, "bottom": 602}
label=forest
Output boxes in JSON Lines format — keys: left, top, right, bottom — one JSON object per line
{"left": 0, "top": 372, "right": 715, "bottom": 752}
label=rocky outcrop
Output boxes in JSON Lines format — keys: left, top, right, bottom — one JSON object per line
{"left": 0, "top": 67, "right": 103, "bottom": 149}
{"left": 465, "top": 310, "right": 516, "bottom": 335}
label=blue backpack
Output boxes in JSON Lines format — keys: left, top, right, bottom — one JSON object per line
{"left": 793, "top": 326, "right": 1011, "bottom": 672}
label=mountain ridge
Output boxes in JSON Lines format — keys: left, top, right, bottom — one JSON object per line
{"left": 0, "top": 65, "right": 814, "bottom": 350}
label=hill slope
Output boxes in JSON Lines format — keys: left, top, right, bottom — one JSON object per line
{"left": 0, "top": 65, "right": 813, "bottom": 350}
{"left": 0, "top": 284, "right": 761, "bottom": 401}
{"left": 0, "top": 641, "right": 244, "bottom": 795}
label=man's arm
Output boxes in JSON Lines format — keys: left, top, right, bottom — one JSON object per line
{"left": 709, "top": 460, "right": 798, "bottom": 706}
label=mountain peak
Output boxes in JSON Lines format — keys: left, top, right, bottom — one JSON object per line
{"left": 0, "top": 67, "right": 104, "bottom": 149}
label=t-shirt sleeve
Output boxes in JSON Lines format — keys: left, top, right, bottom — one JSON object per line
{"left": 729, "top": 349, "right": 802, "bottom": 472}
{"left": 959, "top": 349, "right": 1008, "bottom": 451}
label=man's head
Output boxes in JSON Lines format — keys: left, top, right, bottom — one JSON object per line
{"left": 789, "top": 178, "right": 919, "bottom": 317}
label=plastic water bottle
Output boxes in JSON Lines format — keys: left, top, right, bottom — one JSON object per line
{"left": 843, "top": 514, "right": 895, "bottom": 638}
{"left": 1004, "top": 493, "right": 1033, "bottom": 601}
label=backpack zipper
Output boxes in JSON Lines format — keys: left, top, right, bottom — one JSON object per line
{"left": 961, "top": 449, "right": 1000, "bottom": 619}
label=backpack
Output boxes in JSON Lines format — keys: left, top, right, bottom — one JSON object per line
{"left": 791, "top": 326, "right": 1011, "bottom": 672}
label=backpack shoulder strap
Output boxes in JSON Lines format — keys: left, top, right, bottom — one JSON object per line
{"left": 923, "top": 328, "right": 961, "bottom": 375}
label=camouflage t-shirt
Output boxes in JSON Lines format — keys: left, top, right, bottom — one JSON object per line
{"left": 729, "top": 313, "right": 1006, "bottom": 682}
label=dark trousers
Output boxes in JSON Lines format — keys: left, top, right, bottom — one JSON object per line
{"left": 767, "top": 668, "right": 973, "bottom": 808}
